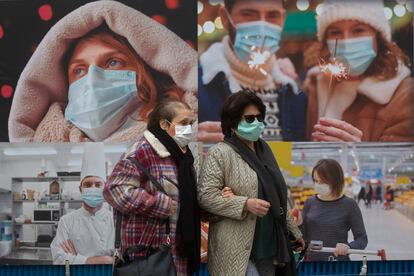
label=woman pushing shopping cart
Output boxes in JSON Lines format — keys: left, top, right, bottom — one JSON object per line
{"left": 296, "top": 159, "right": 369, "bottom": 261}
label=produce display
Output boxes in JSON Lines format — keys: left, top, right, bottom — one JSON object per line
{"left": 395, "top": 189, "right": 414, "bottom": 208}
{"left": 289, "top": 187, "right": 316, "bottom": 210}
{"left": 394, "top": 188, "right": 414, "bottom": 222}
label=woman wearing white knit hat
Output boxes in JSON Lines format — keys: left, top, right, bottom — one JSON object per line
{"left": 303, "top": 0, "right": 413, "bottom": 142}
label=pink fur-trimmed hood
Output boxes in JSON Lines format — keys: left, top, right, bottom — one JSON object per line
{"left": 9, "top": 0, "right": 197, "bottom": 142}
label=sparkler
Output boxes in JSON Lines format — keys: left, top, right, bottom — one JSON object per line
{"left": 248, "top": 46, "right": 271, "bottom": 76}
{"left": 246, "top": 36, "right": 271, "bottom": 88}
{"left": 319, "top": 57, "right": 348, "bottom": 80}
{"left": 319, "top": 39, "right": 349, "bottom": 88}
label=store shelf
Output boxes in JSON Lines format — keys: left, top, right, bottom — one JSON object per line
{"left": 12, "top": 199, "right": 82, "bottom": 203}
{"left": 38, "top": 199, "right": 82, "bottom": 203}
{"left": 13, "top": 222, "right": 58, "bottom": 226}
{"left": 17, "top": 246, "right": 51, "bottom": 250}
{"left": 8, "top": 176, "right": 82, "bottom": 258}
{"left": 12, "top": 176, "right": 80, "bottom": 182}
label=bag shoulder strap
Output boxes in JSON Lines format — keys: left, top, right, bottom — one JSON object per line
{"left": 127, "top": 156, "right": 167, "bottom": 194}
{"left": 114, "top": 156, "right": 171, "bottom": 250}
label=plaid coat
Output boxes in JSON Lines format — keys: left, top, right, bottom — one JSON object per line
{"left": 104, "top": 130, "right": 189, "bottom": 275}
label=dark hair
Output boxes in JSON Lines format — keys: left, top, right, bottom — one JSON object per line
{"left": 312, "top": 159, "right": 344, "bottom": 198}
{"left": 147, "top": 100, "right": 191, "bottom": 129}
{"left": 224, "top": 0, "right": 284, "bottom": 12}
{"left": 220, "top": 90, "right": 266, "bottom": 137}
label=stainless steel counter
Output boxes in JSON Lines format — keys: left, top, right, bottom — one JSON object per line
{"left": 0, "top": 248, "right": 52, "bottom": 265}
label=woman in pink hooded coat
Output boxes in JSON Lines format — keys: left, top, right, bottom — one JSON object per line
{"left": 8, "top": 1, "right": 197, "bottom": 142}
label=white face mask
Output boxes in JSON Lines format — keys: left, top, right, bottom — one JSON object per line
{"left": 173, "top": 124, "right": 193, "bottom": 148}
{"left": 315, "top": 183, "right": 331, "bottom": 197}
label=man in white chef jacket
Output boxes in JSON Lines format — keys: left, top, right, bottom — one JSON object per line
{"left": 51, "top": 143, "right": 114, "bottom": 264}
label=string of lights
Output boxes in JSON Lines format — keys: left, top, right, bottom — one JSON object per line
{"left": 198, "top": 0, "right": 413, "bottom": 38}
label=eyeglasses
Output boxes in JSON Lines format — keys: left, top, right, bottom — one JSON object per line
{"left": 243, "top": 114, "right": 264, "bottom": 123}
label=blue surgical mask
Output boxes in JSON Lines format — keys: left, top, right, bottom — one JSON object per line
{"left": 327, "top": 36, "right": 377, "bottom": 77}
{"left": 236, "top": 119, "right": 265, "bottom": 141}
{"left": 65, "top": 65, "right": 139, "bottom": 141}
{"left": 225, "top": 10, "right": 281, "bottom": 63}
{"left": 81, "top": 187, "right": 104, "bottom": 208}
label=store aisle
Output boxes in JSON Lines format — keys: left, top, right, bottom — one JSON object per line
{"left": 350, "top": 202, "right": 414, "bottom": 261}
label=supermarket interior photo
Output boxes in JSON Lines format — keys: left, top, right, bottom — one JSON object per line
{"left": 285, "top": 142, "right": 414, "bottom": 261}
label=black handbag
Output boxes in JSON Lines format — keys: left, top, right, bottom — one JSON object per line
{"left": 113, "top": 157, "right": 177, "bottom": 276}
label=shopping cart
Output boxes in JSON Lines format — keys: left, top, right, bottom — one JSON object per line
{"left": 295, "top": 241, "right": 387, "bottom": 276}
{"left": 308, "top": 240, "right": 387, "bottom": 261}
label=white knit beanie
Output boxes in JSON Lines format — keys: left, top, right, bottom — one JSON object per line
{"left": 317, "top": 0, "right": 391, "bottom": 42}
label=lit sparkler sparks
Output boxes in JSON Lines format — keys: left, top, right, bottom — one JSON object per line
{"left": 319, "top": 57, "right": 348, "bottom": 80}
{"left": 318, "top": 39, "right": 349, "bottom": 88}
{"left": 248, "top": 48, "right": 271, "bottom": 75}
{"left": 247, "top": 36, "right": 271, "bottom": 77}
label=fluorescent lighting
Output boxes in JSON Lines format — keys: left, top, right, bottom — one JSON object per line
{"left": 67, "top": 159, "right": 82, "bottom": 166}
{"left": 4, "top": 147, "right": 57, "bottom": 156}
{"left": 71, "top": 147, "right": 84, "bottom": 154}
{"left": 71, "top": 145, "right": 127, "bottom": 154}
{"left": 105, "top": 146, "right": 128, "bottom": 153}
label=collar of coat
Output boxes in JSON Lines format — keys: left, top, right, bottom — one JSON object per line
{"left": 306, "top": 62, "right": 411, "bottom": 105}
{"left": 199, "top": 35, "right": 299, "bottom": 94}
{"left": 79, "top": 205, "right": 109, "bottom": 218}
{"left": 143, "top": 130, "right": 171, "bottom": 158}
